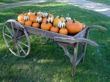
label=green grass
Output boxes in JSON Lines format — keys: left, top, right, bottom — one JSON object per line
{"left": 0, "top": 2, "right": 110, "bottom": 82}
{"left": 89, "top": 0, "right": 110, "bottom": 5}
{"left": 0, "top": 0, "right": 29, "bottom": 4}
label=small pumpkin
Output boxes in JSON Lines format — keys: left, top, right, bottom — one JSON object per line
{"left": 48, "top": 14, "right": 54, "bottom": 18}
{"left": 36, "top": 12, "right": 42, "bottom": 17}
{"left": 53, "top": 16, "right": 66, "bottom": 26}
{"left": 65, "top": 17, "right": 72, "bottom": 22}
{"left": 19, "top": 20, "right": 25, "bottom": 25}
{"left": 58, "top": 21, "right": 68, "bottom": 35}
{"left": 50, "top": 25, "right": 59, "bottom": 33}
{"left": 29, "top": 15, "right": 36, "bottom": 22}
{"left": 28, "top": 10, "right": 35, "bottom": 16}
{"left": 59, "top": 27, "right": 68, "bottom": 35}
{"left": 42, "top": 12, "right": 48, "bottom": 18}
{"left": 66, "top": 20, "right": 82, "bottom": 34}
{"left": 25, "top": 20, "right": 32, "bottom": 26}
{"left": 32, "top": 22, "right": 40, "bottom": 28}
{"left": 36, "top": 16, "right": 42, "bottom": 23}
{"left": 17, "top": 14, "right": 26, "bottom": 22}
{"left": 41, "top": 21, "right": 52, "bottom": 31}
{"left": 24, "top": 16, "right": 29, "bottom": 21}
{"left": 42, "top": 17, "right": 47, "bottom": 23}
{"left": 47, "top": 17, "right": 54, "bottom": 23}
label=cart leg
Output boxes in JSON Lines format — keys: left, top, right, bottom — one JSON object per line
{"left": 81, "top": 29, "right": 89, "bottom": 62}
{"left": 72, "top": 43, "right": 78, "bottom": 77}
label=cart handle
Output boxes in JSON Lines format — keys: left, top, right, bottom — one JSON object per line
{"left": 88, "top": 25, "right": 107, "bottom": 31}
{"left": 54, "top": 37, "right": 98, "bottom": 47}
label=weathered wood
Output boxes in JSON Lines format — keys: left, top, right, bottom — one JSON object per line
{"left": 88, "top": 25, "right": 107, "bottom": 31}
{"left": 54, "top": 37, "right": 98, "bottom": 46}
{"left": 81, "top": 29, "right": 89, "bottom": 62}
{"left": 76, "top": 53, "right": 84, "bottom": 65}
{"left": 58, "top": 42, "right": 74, "bottom": 64}
{"left": 72, "top": 43, "right": 78, "bottom": 77}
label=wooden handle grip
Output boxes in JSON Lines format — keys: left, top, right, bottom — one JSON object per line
{"left": 88, "top": 25, "right": 107, "bottom": 31}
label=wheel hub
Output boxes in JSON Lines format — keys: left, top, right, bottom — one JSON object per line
{"left": 12, "top": 36, "right": 17, "bottom": 43}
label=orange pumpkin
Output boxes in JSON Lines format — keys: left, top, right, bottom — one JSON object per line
{"left": 19, "top": 20, "right": 25, "bottom": 25}
{"left": 41, "top": 21, "right": 52, "bottom": 31}
{"left": 66, "top": 20, "right": 73, "bottom": 26}
{"left": 36, "top": 13, "right": 42, "bottom": 17}
{"left": 81, "top": 23, "right": 86, "bottom": 29}
{"left": 53, "top": 16, "right": 65, "bottom": 26}
{"left": 28, "top": 11, "right": 35, "bottom": 16}
{"left": 29, "top": 16, "right": 36, "bottom": 22}
{"left": 25, "top": 20, "right": 32, "bottom": 26}
{"left": 17, "top": 14, "right": 26, "bottom": 22}
{"left": 66, "top": 20, "right": 82, "bottom": 34}
{"left": 32, "top": 22, "right": 40, "bottom": 28}
{"left": 50, "top": 25, "right": 59, "bottom": 33}
{"left": 59, "top": 28, "right": 68, "bottom": 35}
{"left": 42, "top": 17, "right": 47, "bottom": 23}
{"left": 48, "top": 14, "right": 54, "bottom": 18}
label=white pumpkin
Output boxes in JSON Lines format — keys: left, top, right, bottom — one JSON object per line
{"left": 37, "top": 11, "right": 43, "bottom": 16}
{"left": 24, "top": 16, "right": 29, "bottom": 21}
{"left": 42, "top": 12, "right": 49, "bottom": 17}
{"left": 65, "top": 17, "right": 72, "bottom": 21}
{"left": 36, "top": 16, "right": 42, "bottom": 23}
{"left": 47, "top": 17, "right": 53, "bottom": 23}
{"left": 58, "top": 21, "right": 65, "bottom": 28}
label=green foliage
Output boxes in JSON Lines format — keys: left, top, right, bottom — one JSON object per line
{"left": 0, "top": 2, "right": 110, "bottom": 82}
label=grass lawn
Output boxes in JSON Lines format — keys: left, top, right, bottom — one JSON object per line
{"left": 89, "top": 0, "right": 110, "bottom": 5}
{"left": 0, "top": 0, "right": 29, "bottom": 4}
{"left": 0, "top": 2, "right": 110, "bottom": 82}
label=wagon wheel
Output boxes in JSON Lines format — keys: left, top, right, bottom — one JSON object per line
{"left": 3, "top": 19, "right": 30, "bottom": 58}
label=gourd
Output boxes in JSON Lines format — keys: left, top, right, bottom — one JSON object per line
{"left": 50, "top": 25, "right": 59, "bottom": 33}
{"left": 41, "top": 21, "right": 52, "bottom": 31}
{"left": 24, "top": 16, "right": 29, "bottom": 21}
{"left": 29, "top": 15, "right": 36, "bottom": 22}
{"left": 47, "top": 17, "right": 54, "bottom": 23}
{"left": 28, "top": 10, "right": 35, "bottom": 16}
{"left": 25, "top": 20, "right": 32, "bottom": 26}
{"left": 53, "top": 16, "right": 66, "bottom": 26}
{"left": 65, "top": 17, "right": 72, "bottom": 21}
{"left": 58, "top": 21, "right": 68, "bottom": 35}
{"left": 36, "top": 16, "right": 42, "bottom": 23}
{"left": 32, "top": 22, "right": 40, "bottom": 28}
{"left": 17, "top": 14, "right": 26, "bottom": 22}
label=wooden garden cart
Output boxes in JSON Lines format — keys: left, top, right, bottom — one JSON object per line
{"left": 3, "top": 19, "right": 107, "bottom": 77}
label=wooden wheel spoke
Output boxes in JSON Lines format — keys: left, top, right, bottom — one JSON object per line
{"left": 11, "top": 22, "right": 15, "bottom": 35}
{"left": 16, "top": 43, "right": 20, "bottom": 55}
{"left": 5, "top": 25, "right": 13, "bottom": 36}
{"left": 18, "top": 43, "right": 26, "bottom": 55}
{"left": 18, "top": 41, "right": 29, "bottom": 47}
{"left": 8, "top": 40, "right": 13, "bottom": 44}
{"left": 4, "top": 33, "right": 12, "bottom": 38}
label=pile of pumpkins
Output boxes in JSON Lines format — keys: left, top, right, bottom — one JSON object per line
{"left": 17, "top": 11, "right": 85, "bottom": 35}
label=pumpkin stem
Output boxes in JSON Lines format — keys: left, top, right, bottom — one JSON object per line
{"left": 46, "top": 21, "right": 48, "bottom": 24}
{"left": 73, "top": 19, "right": 76, "bottom": 23}
{"left": 53, "top": 25, "right": 56, "bottom": 27}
